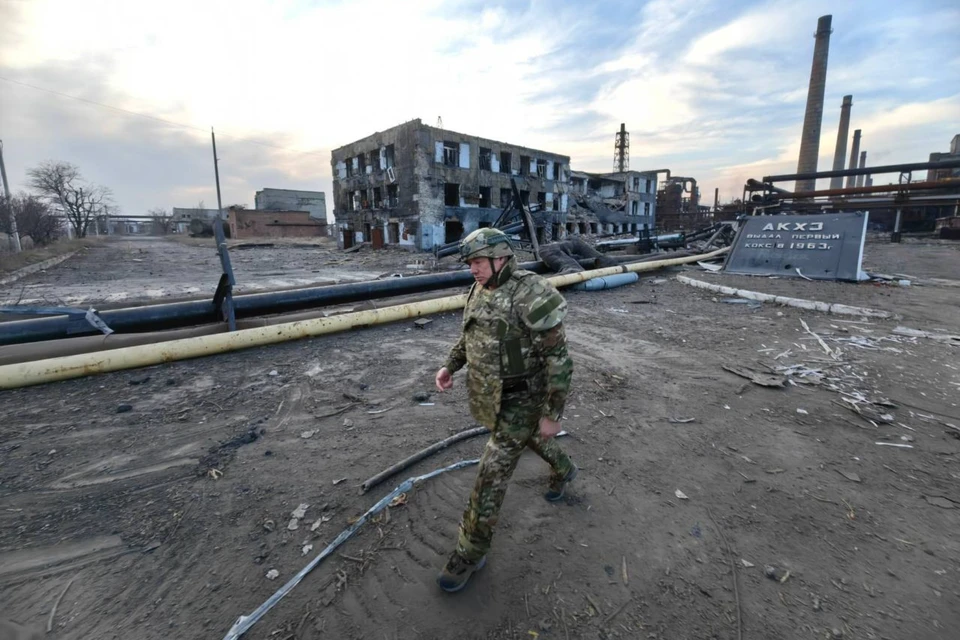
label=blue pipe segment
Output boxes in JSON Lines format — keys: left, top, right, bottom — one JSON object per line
{"left": 569, "top": 272, "right": 639, "bottom": 291}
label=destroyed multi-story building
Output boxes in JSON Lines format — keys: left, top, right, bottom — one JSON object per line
{"left": 330, "top": 119, "right": 658, "bottom": 250}
{"left": 566, "top": 170, "right": 658, "bottom": 236}
{"left": 331, "top": 119, "right": 572, "bottom": 250}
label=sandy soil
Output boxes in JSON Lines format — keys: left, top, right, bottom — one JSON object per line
{"left": 1, "top": 237, "right": 958, "bottom": 640}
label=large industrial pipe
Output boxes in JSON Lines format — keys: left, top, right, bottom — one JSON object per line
{"left": 845, "top": 129, "right": 862, "bottom": 188}
{"left": 776, "top": 180, "right": 958, "bottom": 200}
{"left": 795, "top": 15, "right": 833, "bottom": 193}
{"left": 764, "top": 157, "right": 960, "bottom": 183}
{"left": 0, "top": 248, "right": 729, "bottom": 389}
{"left": 829, "top": 95, "right": 853, "bottom": 190}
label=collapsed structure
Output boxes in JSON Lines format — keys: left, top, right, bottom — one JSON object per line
{"left": 330, "top": 119, "right": 660, "bottom": 250}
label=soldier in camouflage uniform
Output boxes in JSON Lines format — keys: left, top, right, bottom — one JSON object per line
{"left": 434, "top": 227, "right": 577, "bottom": 593}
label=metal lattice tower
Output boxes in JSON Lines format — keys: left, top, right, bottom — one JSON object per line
{"left": 613, "top": 123, "right": 629, "bottom": 173}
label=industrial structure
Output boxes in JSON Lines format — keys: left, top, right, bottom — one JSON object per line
{"left": 794, "top": 14, "right": 834, "bottom": 192}
{"left": 254, "top": 188, "right": 327, "bottom": 223}
{"left": 330, "top": 119, "right": 660, "bottom": 251}
{"left": 829, "top": 96, "right": 853, "bottom": 190}
{"left": 227, "top": 207, "right": 327, "bottom": 240}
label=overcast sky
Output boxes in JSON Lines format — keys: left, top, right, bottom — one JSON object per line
{"left": 1, "top": 0, "right": 957, "bottom": 221}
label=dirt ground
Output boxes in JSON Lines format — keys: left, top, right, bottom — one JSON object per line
{"left": 1, "top": 237, "right": 958, "bottom": 640}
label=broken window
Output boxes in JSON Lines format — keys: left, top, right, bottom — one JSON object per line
{"left": 351, "top": 191, "right": 361, "bottom": 211}
{"left": 499, "top": 151, "right": 512, "bottom": 174}
{"left": 385, "top": 145, "right": 395, "bottom": 169}
{"left": 445, "top": 220, "right": 464, "bottom": 244}
{"left": 553, "top": 162, "right": 562, "bottom": 181}
{"left": 387, "top": 184, "right": 399, "bottom": 208}
{"left": 644, "top": 202, "right": 651, "bottom": 216}
{"left": 536, "top": 227, "right": 545, "bottom": 244}
{"left": 479, "top": 148, "right": 492, "bottom": 171}
{"left": 499, "top": 188, "right": 512, "bottom": 208}
{"left": 536, "top": 159, "right": 547, "bottom": 178}
{"left": 552, "top": 223, "right": 562, "bottom": 239}
{"left": 579, "top": 222, "right": 587, "bottom": 235}
{"left": 519, "top": 190, "right": 530, "bottom": 207}
{"left": 346, "top": 160, "right": 355, "bottom": 178}
{"left": 368, "top": 150, "right": 379, "bottom": 173}
{"left": 363, "top": 223, "right": 372, "bottom": 241}
{"left": 589, "top": 223, "right": 598, "bottom": 234}
{"left": 537, "top": 192, "right": 546, "bottom": 210}
{"left": 444, "top": 183, "right": 460, "bottom": 206}
{"left": 357, "top": 154, "right": 366, "bottom": 174}
{"left": 632, "top": 177, "right": 640, "bottom": 191}
{"left": 552, "top": 196, "right": 560, "bottom": 212}
{"left": 443, "top": 142, "right": 458, "bottom": 167}
{"left": 373, "top": 187, "right": 382, "bottom": 209}
{"left": 632, "top": 201, "right": 639, "bottom": 215}
{"left": 645, "top": 179, "right": 652, "bottom": 193}
{"left": 479, "top": 186, "right": 491, "bottom": 208}
{"left": 519, "top": 155, "right": 530, "bottom": 176}
{"left": 388, "top": 222, "right": 399, "bottom": 244}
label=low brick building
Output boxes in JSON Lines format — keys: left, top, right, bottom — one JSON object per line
{"left": 228, "top": 209, "right": 327, "bottom": 239}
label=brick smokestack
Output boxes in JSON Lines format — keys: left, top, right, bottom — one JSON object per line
{"left": 845, "top": 129, "right": 861, "bottom": 189}
{"left": 829, "top": 95, "right": 853, "bottom": 190}
{"left": 795, "top": 15, "right": 834, "bottom": 193}
{"left": 856, "top": 150, "right": 867, "bottom": 188}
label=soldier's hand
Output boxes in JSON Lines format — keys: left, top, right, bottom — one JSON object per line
{"left": 435, "top": 367, "right": 453, "bottom": 392}
{"left": 539, "top": 416, "right": 562, "bottom": 440}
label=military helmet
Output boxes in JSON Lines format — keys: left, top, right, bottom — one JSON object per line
{"left": 459, "top": 227, "right": 514, "bottom": 261}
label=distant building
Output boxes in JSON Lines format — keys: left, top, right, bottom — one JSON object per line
{"left": 255, "top": 188, "right": 327, "bottom": 222}
{"left": 228, "top": 208, "right": 327, "bottom": 239}
{"left": 171, "top": 207, "right": 221, "bottom": 234}
{"left": 330, "top": 118, "right": 571, "bottom": 250}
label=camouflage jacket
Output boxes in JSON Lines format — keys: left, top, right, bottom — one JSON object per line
{"left": 443, "top": 257, "right": 573, "bottom": 428}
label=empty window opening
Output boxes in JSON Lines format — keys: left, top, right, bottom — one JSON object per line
{"left": 444, "top": 183, "right": 460, "bottom": 206}
{"left": 499, "top": 151, "right": 512, "bottom": 174}
{"left": 363, "top": 223, "right": 372, "bottom": 242}
{"left": 566, "top": 223, "right": 575, "bottom": 234}
{"left": 351, "top": 191, "right": 361, "bottom": 211}
{"left": 631, "top": 201, "right": 639, "bottom": 215}
{"left": 552, "top": 223, "right": 562, "bottom": 239}
{"left": 536, "top": 159, "right": 547, "bottom": 178}
{"left": 589, "top": 223, "right": 598, "bottom": 234}
{"left": 644, "top": 202, "right": 651, "bottom": 216}
{"left": 537, "top": 192, "right": 547, "bottom": 210}
{"left": 519, "top": 190, "right": 530, "bottom": 208}
{"left": 373, "top": 187, "right": 382, "bottom": 209}
{"left": 388, "top": 222, "right": 400, "bottom": 244}
{"left": 632, "top": 177, "right": 640, "bottom": 191}
{"left": 342, "top": 227, "right": 354, "bottom": 249}
{"left": 479, "top": 148, "right": 492, "bottom": 171}
{"left": 443, "top": 142, "right": 459, "bottom": 167}
{"left": 357, "top": 154, "right": 366, "bottom": 174}
{"left": 385, "top": 145, "right": 396, "bottom": 169}
{"left": 520, "top": 155, "right": 530, "bottom": 176}
{"left": 552, "top": 196, "right": 560, "bottom": 212}
{"left": 553, "top": 163, "right": 562, "bottom": 180}
{"left": 579, "top": 222, "right": 587, "bottom": 235}
{"left": 445, "top": 220, "right": 464, "bottom": 244}
{"left": 536, "top": 226, "right": 545, "bottom": 244}
{"left": 368, "top": 150, "right": 379, "bottom": 172}
{"left": 387, "top": 184, "right": 399, "bottom": 207}
{"left": 479, "top": 186, "right": 491, "bottom": 208}
{"left": 645, "top": 179, "right": 652, "bottom": 193}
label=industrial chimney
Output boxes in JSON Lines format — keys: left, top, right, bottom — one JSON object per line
{"left": 829, "top": 95, "right": 853, "bottom": 189}
{"left": 795, "top": 15, "right": 834, "bottom": 193}
{"left": 845, "top": 129, "right": 861, "bottom": 189}
{"left": 856, "top": 151, "right": 867, "bottom": 188}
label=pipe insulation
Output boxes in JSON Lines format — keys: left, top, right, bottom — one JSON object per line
{"left": 0, "top": 248, "right": 728, "bottom": 390}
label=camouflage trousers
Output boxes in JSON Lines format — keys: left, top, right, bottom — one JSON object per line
{"left": 456, "top": 401, "right": 574, "bottom": 562}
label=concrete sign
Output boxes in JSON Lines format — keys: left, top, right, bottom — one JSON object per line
{"left": 724, "top": 212, "right": 869, "bottom": 281}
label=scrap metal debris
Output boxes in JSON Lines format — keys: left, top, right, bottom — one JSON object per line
{"left": 723, "top": 364, "right": 786, "bottom": 388}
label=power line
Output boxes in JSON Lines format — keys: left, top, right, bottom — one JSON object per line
{"left": 0, "top": 75, "right": 330, "bottom": 159}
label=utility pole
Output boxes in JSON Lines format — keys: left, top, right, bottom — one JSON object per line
{"left": 0, "top": 140, "right": 22, "bottom": 252}
{"left": 211, "top": 128, "right": 224, "bottom": 217}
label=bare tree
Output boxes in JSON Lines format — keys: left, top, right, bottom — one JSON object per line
{"left": 148, "top": 207, "right": 173, "bottom": 235}
{"left": 27, "top": 161, "right": 114, "bottom": 238}
{"left": 0, "top": 193, "right": 62, "bottom": 246}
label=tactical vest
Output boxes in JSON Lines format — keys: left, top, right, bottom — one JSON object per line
{"left": 462, "top": 270, "right": 546, "bottom": 427}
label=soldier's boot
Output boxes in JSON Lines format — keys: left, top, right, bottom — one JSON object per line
{"left": 437, "top": 552, "right": 487, "bottom": 593}
{"left": 545, "top": 464, "right": 578, "bottom": 502}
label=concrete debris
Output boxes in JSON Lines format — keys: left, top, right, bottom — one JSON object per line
{"left": 291, "top": 503, "right": 309, "bottom": 519}
{"left": 265, "top": 569, "right": 279, "bottom": 580}
{"left": 722, "top": 365, "right": 786, "bottom": 388}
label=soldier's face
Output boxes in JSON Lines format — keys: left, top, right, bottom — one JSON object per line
{"left": 466, "top": 257, "right": 507, "bottom": 286}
